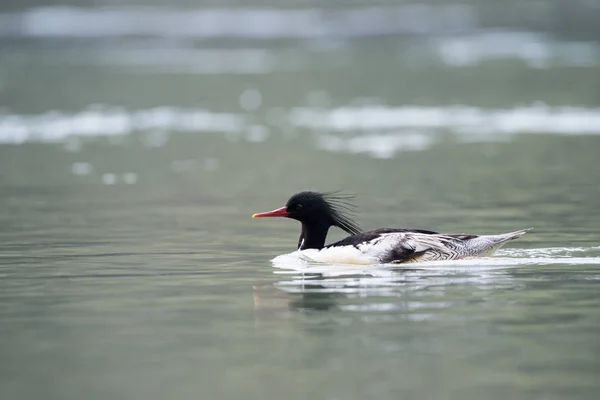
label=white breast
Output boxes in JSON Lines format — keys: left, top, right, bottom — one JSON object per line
{"left": 299, "top": 246, "right": 377, "bottom": 265}
{"left": 298, "top": 233, "right": 406, "bottom": 265}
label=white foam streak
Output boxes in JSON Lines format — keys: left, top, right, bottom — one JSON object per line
{"left": 435, "top": 32, "right": 600, "bottom": 68}
{"left": 0, "top": 5, "right": 475, "bottom": 39}
{"left": 497, "top": 246, "right": 600, "bottom": 258}
{"left": 2, "top": 104, "right": 600, "bottom": 146}
{"left": 316, "top": 132, "right": 433, "bottom": 158}
{"left": 292, "top": 105, "right": 600, "bottom": 135}
{"left": 0, "top": 107, "right": 245, "bottom": 144}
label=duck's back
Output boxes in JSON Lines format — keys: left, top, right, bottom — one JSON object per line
{"left": 321, "top": 228, "right": 530, "bottom": 264}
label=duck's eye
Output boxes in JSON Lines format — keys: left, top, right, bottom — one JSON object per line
{"left": 295, "top": 204, "right": 303, "bottom": 210}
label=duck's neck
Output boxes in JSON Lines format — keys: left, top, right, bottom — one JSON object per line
{"left": 298, "top": 222, "right": 330, "bottom": 250}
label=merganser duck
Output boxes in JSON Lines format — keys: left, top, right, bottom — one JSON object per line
{"left": 252, "top": 191, "right": 531, "bottom": 264}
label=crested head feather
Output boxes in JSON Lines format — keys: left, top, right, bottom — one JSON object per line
{"left": 320, "top": 191, "right": 363, "bottom": 235}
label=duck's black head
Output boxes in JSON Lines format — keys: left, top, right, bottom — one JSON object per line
{"left": 252, "top": 191, "right": 362, "bottom": 250}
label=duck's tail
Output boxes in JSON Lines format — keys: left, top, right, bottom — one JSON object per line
{"left": 494, "top": 228, "right": 533, "bottom": 242}
{"left": 479, "top": 228, "right": 532, "bottom": 255}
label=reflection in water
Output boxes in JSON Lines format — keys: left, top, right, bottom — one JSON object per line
{"left": 288, "top": 291, "right": 344, "bottom": 312}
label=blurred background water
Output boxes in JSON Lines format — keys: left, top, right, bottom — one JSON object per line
{"left": 1, "top": 1, "right": 600, "bottom": 400}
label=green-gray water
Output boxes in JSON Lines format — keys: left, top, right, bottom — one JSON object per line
{"left": 2, "top": 16, "right": 600, "bottom": 400}
{"left": 2, "top": 131, "right": 600, "bottom": 400}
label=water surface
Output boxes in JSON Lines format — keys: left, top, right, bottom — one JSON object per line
{"left": 2, "top": 131, "right": 600, "bottom": 400}
{"left": 1, "top": 11, "right": 600, "bottom": 399}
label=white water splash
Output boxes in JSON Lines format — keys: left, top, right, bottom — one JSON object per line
{"left": 270, "top": 246, "right": 600, "bottom": 297}
{"left": 271, "top": 246, "right": 600, "bottom": 278}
